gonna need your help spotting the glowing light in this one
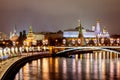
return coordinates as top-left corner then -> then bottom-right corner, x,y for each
78,39 -> 81,44
37,46 -> 41,51
117,38 -> 120,44
85,39 -> 89,44
101,38 -> 104,44
0,48 -> 3,59
110,38 -> 114,44
72,39 -> 75,45
63,39 -> 66,45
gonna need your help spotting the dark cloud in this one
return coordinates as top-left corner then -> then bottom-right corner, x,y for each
0,0 -> 120,34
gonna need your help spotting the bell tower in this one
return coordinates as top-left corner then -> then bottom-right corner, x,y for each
95,20 -> 101,34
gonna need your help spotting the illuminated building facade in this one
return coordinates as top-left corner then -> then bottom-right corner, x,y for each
10,27 -> 19,46
0,32 -> 8,40
24,26 -> 45,46
40,31 -> 63,46
24,26 -> 37,46
63,20 -> 110,46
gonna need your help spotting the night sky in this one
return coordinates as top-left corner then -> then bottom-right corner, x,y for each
0,0 -> 120,35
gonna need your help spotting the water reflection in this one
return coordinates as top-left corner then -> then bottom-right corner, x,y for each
14,51 -> 120,80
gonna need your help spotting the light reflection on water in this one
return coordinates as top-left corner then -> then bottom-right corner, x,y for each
14,51 -> 120,80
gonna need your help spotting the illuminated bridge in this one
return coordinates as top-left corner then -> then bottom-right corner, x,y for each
54,46 -> 120,56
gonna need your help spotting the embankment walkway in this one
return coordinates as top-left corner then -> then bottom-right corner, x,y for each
0,52 -> 50,80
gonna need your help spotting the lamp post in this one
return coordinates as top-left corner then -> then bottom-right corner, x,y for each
110,38 -> 114,46
55,39 -> 58,46
0,47 -> 3,61
117,38 -> 120,45
42,39 -> 45,46
45,39 -> 48,46
85,39 -> 89,46
19,47 -> 22,56
101,38 -> 104,46
78,39 -> 81,46
63,39 -> 66,46
11,47 -> 15,56
37,46 -> 41,52
42,39 -> 48,46
72,39 -> 75,46
93,38 -> 97,46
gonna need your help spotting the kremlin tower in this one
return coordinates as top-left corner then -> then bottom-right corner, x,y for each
78,20 -> 85,46
27,26 -> 34,41
24,26 -> 37,46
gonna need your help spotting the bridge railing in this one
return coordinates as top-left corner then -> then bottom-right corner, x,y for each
0,46 -> 51,62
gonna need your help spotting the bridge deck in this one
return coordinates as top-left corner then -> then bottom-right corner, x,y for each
55,46 -> 120,55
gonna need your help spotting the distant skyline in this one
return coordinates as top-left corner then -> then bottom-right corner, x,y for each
0,0 -> 120,35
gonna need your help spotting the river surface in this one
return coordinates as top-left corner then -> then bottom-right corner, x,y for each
14,51 -> 120,80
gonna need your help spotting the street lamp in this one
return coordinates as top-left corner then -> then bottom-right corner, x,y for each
63,39 -> 66,45
3,48 -> 8,59
11,47 -> 15,56
37,46 -> 41,52
42,39 -> 48,46
93,38 -> 97,46
25,47 -> 29,53
55,39 -> 58,46
101,38 -> 104,46
72,39 -> 75,46
42,39 -> 46,46
117,38 -> 120,45
85,39 -> 89,46
78,39 -> 81,45
110,38 -> 114,46
45,39 -> 48,46
32,40 -> 37,46
0,47 -> 3,60
19,47 -> 23,55
15,47 -> 18,55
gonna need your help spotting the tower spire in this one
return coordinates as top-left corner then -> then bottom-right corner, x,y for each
13,24 -> 17,34
78,20 -> 85,46
29,25 -> 33,33
95,20 -> 101,34
78,20 -> 82,34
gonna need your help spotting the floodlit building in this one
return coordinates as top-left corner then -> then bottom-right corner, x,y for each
0,32 -> 8,40
10,27 -> 19,46
24,26 -> 37,46
24,26 -> 45,46
33,32 -> 45,40
40,31 -> 63,46
63,20 -> 110,46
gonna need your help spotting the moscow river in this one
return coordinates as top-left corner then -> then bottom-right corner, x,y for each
14,51 -> 120,80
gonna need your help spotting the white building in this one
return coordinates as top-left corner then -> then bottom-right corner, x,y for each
62,20 -> 110,46
63,20 -> 110,38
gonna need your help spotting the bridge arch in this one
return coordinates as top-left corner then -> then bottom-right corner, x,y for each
54,46 -> 120,56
